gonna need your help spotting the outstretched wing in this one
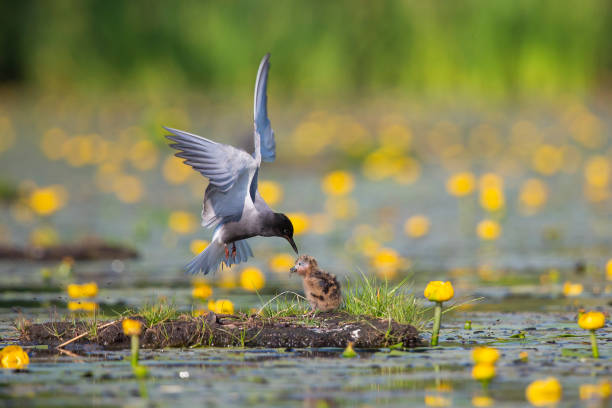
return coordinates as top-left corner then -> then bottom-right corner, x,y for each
165,126 -> 255,192
253,53 -> 276,162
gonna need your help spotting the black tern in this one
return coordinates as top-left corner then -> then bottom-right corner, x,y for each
165,53 -> 298,275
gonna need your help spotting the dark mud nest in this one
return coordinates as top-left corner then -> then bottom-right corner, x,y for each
21,312 -> 422,349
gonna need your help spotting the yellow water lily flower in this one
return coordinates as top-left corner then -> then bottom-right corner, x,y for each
192,283 -> 213,300
525,377 -> 562,407
520,178 -> 548,212
287,212 -> 310,235
372,247 -> 401,280
472,347 -> 500,364
67,282 -> 99,298
28,185 -> 68,216
472,363 -> 495,381
424,281 -> 454,302
479,186 -> 505,212
404,215 -> 430,238
0,345 -> 29,369
321,170 -> 355,196
189,239 -> 209,255
67,301 -> 98,312
240,267 -> 265,292
259,180 -> 284,206
208,299 -> 234,315
476,219 -> 501,241
122,319 -> 143,336
424,394 -> 451,407
162,155 -> 192,185
562,281 -> 583,297
268,253 -> 295,274
446,172 -> 475,196
579,380 -> 611,400
578,311 -> 605,330
471,395 -> 494,407
168,211 -> 197,234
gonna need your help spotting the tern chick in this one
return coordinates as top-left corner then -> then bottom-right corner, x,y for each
290,255 -> 341,312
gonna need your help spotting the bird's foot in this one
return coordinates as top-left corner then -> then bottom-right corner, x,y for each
231,243 -> 237,259
224,244 -> 229,260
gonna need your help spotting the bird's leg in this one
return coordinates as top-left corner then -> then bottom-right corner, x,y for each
224,244 -> 229,260
231,243 -> 237,259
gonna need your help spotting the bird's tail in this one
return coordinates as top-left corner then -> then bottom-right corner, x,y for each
185,239 -> 253,275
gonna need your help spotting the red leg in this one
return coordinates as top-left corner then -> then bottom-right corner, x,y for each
231,243 -> 237,258
224,244 -> 229,260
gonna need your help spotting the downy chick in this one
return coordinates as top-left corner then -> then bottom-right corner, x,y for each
290,255 -> 341,312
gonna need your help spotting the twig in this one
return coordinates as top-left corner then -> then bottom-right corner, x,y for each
56,320 -> 117,349
57,347 -> 85,362
256,291 -> 307,315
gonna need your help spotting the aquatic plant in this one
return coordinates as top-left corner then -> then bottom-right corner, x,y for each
577,311 -> 605,358
525,377 -> 562,407
137,300 -> 181,326
424,281 -> 454,346
471,346 -> 499,391
122,318 -> 148,378
258,292 -> 312,319
342,272 -> 425,327
122,319 -> 142,366
342,341 -> 357,358
0,345 -> 29,369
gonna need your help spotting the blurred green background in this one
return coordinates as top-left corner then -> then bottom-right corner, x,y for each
2,0 -> 612,101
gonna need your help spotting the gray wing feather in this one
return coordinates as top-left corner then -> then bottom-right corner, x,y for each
165,126 -> 254,192
254,53 -> 276,162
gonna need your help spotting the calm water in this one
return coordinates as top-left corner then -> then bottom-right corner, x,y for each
1,100 -> 611,406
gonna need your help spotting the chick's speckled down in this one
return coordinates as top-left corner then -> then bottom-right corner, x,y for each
291,255 -> 341,312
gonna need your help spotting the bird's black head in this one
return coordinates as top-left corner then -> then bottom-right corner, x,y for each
271,213 -> 298,254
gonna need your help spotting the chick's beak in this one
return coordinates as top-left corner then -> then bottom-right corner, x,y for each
284,236 -> 298,254
289,266 -> 297,274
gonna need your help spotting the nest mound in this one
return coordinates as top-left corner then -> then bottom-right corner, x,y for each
21,312 -> 422,349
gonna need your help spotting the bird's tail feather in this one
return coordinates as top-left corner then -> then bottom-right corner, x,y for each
185,239 -> 253,275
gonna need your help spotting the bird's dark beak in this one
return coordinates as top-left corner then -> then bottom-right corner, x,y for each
284,236 -> 298,254
289,266 -> 297,274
